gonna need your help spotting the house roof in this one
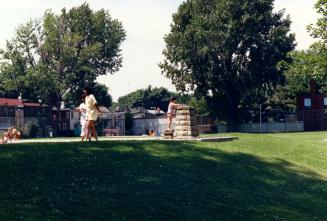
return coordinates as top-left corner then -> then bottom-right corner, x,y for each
0,98 -> 23,107
0,98 -> 40,107
99,106 -> 110,113
24,102 -> 41,107
73,106 -> 111,113
147,109 -> 166,115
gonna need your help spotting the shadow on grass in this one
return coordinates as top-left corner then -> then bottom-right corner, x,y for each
0,141 -> 326,221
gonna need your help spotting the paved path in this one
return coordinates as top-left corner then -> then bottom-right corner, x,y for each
4,136 -> 238,144
13,136 -> 162,143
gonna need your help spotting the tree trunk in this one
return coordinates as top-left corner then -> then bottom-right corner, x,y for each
226,112 -> 238,132
225,91 -> 238,132
51,97 -> 61,137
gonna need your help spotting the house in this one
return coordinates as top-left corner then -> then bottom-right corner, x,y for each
0,97 -> 82,136
131,107 -> 166,119
297,80 -> 327,131
0,97 -> 43,130
72,105 -> 126,136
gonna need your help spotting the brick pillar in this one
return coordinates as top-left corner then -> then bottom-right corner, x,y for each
174,106 -> 199,139
15,108 -> 24,129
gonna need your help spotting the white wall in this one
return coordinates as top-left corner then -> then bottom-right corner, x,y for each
133,119 -> 304,135
132,117 -> 174,136
218,122 -> 304,133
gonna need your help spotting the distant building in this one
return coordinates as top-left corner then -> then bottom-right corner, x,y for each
131,107 -> 166,119
0,97 -> 81,135
0,97 -> 42,117
297,80 -> 327,131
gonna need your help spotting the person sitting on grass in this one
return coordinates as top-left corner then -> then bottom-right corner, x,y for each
0,126 -> 21,144
148,129 -> 156,136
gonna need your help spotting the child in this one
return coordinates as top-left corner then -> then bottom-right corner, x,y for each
78,96 -> 88,141
0,126 -> 21,144
148,129 -> 156,136
166,97 -> 182,129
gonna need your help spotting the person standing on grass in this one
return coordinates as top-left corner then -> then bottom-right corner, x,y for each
83,87 -> 101,141
166,97 -> 183,129
78,95 -> 88,142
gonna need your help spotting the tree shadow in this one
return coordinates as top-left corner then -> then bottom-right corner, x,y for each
0,141 -> 326,220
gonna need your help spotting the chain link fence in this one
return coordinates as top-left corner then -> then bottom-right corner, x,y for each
217,109 -> 305,133
0,117 -> 49,137
0,113 -> 126,138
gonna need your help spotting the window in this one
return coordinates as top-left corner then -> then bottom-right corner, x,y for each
324,97 -> 327,106
304,98 -> 311,108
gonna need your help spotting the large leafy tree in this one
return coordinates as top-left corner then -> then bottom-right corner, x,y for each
308,0 -> 327,43
118,86 -> 174,111
160,0 -> 295,129
63,82 -> 113,108
270,0 -> 327,111
0,3 -> 125,130
0,20 -> 44,100
270,44 -> 327,111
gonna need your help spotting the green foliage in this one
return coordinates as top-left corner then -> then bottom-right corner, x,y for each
269,0 -> 327,112
22,122 -> 39,138
124,112 -> 134,134
308,0 -> 327,43
63,83 -> 112,108
188,96 -> 209,115
92,83 -> 113,108
118,86 -> 175,111
160,0 -> 295,128
117,86 -> 210,115
271,44 -> 327,111
0,3 -> 125,109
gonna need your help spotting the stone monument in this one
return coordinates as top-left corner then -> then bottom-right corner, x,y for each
163,128 -> 174,139
174,106 -> 199,139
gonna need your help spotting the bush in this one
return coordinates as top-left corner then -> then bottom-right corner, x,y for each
125,112 -> 134,135
23,123 -> 39,138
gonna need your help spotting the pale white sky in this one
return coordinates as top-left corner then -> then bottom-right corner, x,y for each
0,0 -> 319,101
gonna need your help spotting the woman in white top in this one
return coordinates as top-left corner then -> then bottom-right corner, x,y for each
83,87 -> 101,141
167,97 -> 182,129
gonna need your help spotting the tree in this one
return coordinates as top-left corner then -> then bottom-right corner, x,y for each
0,20 -> 43,101
188,96 -> 209,115
308,0 -> 327,43
270,43 -> 327,111
0,3 -> 125,131
63,83 -> 112,108
160,0 -> 295,129
118,86 -> 175,111
39,3 -> 125,111
270,0 -> 327,111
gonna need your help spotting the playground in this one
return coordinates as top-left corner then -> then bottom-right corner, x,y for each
0,132 -> 326,220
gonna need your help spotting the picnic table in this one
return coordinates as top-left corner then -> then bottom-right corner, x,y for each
104,128 -> 118,136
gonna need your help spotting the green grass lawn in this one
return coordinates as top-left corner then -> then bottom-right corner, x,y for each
0,132 -> 326,220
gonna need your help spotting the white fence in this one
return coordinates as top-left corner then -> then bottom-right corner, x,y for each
132,117 -> 171,136
217,122 -> 304,133
132,117 -> 304,135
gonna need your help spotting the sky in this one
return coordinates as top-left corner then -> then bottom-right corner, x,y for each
0,0 -> 319,101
